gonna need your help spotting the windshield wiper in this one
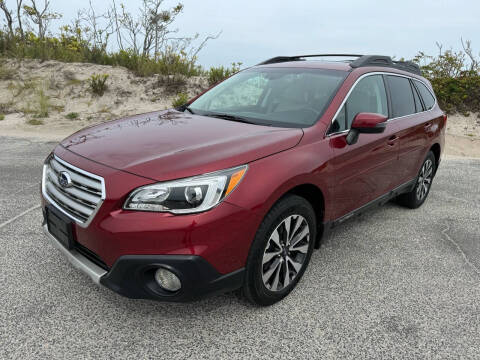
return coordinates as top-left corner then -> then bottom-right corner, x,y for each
206,113 -> 257,125
184,106 -> 195,114
176,104 -> 195,114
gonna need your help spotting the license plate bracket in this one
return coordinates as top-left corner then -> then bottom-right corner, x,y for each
46,205 -> 74,250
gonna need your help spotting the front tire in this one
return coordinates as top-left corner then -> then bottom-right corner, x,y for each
397,151 -> 436,209
243,195 -> 316,306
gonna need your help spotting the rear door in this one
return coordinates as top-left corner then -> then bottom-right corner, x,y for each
328,74 -> 402,219
387,76 -> 435,183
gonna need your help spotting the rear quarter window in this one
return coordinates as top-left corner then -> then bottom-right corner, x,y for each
414,80 -> 436,110
387,75 -> 415,118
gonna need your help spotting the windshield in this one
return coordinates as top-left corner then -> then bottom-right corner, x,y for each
189,67 -> 347,128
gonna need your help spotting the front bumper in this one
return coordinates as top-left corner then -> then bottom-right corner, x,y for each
43,224 -> 245,302
42,224 -> 107,283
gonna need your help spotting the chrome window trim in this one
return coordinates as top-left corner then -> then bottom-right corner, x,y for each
42,154 -> 106,228
325,71 -> 437,137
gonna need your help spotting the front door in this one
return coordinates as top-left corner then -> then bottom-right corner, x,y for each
326,74 -> 402,219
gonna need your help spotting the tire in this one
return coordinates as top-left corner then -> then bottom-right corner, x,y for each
243,195 -> 316,306
397,151 -> 436,209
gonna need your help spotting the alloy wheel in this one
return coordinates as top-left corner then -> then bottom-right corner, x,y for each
261,215 -> 310,292
416,159 -> 433,201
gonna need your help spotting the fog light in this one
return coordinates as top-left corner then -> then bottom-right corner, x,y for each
154,268 -> 181,292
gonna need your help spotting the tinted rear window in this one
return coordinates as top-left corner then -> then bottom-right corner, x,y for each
387,76 -> 415,118
414,80 -> 436,110
411,81 -> 423,112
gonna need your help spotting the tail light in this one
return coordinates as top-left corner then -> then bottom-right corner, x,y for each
443,114 -> 447,126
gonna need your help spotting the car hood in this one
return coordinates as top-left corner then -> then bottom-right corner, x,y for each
61,110 -> 304,181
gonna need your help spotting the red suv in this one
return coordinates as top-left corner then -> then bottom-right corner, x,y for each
41,54 -> 446,305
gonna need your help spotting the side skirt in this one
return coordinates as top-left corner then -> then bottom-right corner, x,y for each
316,179 -> 416,248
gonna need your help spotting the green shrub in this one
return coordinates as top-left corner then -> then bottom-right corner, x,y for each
65,112 -> 79,119
414,43 -> 480,114
428,74 -> 480,114
0,114 -> 5,121
0,31 -> 204,78
89,74 -> 109,96
207,62 -> 242,85
172,92 -> 189,108
26,119 -> 44,125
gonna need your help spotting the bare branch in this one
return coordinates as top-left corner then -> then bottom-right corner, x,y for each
16,0 -> 24,39
461,38 -> 479,72
0,0 -> 15,37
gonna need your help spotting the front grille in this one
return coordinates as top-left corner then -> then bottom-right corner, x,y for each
42,155 -> 105,226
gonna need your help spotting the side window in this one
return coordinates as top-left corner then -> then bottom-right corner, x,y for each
387,76 -> 415,117
329,75 -> 388,133
411,81 -> 424,112
414,80 -> 436,110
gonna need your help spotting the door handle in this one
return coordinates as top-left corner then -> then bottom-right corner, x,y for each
387,135 -> 399,146
424,122 -> 432,129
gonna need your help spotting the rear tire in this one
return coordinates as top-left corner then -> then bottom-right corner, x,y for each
397,151 -> 436,209
243,195 -> 316,306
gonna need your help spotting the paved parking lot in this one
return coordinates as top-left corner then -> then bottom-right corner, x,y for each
1,136 -> 479,359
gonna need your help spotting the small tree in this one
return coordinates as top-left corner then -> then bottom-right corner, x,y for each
78,0 -> 114,54
23,0 -> 61,40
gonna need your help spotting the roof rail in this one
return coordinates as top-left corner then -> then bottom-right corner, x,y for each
258,54 -> 422,76
258,54 -> 363,65
350,55 -> 421,75
258,56 -> 301,65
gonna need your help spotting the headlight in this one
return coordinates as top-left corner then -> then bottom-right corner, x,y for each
123,165 -> 247,214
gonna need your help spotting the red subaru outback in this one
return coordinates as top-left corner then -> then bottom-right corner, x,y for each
41,54 -> 446,305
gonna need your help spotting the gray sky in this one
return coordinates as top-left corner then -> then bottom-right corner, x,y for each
4,0 -> 480,68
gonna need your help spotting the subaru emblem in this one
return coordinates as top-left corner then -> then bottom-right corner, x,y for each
58,171 -> 73,188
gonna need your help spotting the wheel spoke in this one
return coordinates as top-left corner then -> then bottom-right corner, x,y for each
283,216 -> 291,242
290,226 -> 309,248
263,249 -> 281,265
283,259 -> 290,287
287,256 -> 302,273
290,216 -> 302,242
270,229 -> 281,249
263,257 -> 281,284
270,261 -> 281,290
424,177 -> 431,184
290,243 -> 308,254
425,167 -> 433,178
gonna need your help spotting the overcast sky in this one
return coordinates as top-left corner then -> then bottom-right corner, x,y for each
4,0 -> 480,67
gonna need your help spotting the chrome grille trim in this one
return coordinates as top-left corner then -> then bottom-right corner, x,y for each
42,154 -> 106,227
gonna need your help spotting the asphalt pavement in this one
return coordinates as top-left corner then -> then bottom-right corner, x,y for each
1,136 -> 479,359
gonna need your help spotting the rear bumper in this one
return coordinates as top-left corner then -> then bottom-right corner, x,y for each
43,224 -> 245,302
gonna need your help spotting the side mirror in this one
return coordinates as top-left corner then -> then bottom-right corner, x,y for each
346,112 -> 388,145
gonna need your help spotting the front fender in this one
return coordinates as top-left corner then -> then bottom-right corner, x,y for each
225,141 -> 335,235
